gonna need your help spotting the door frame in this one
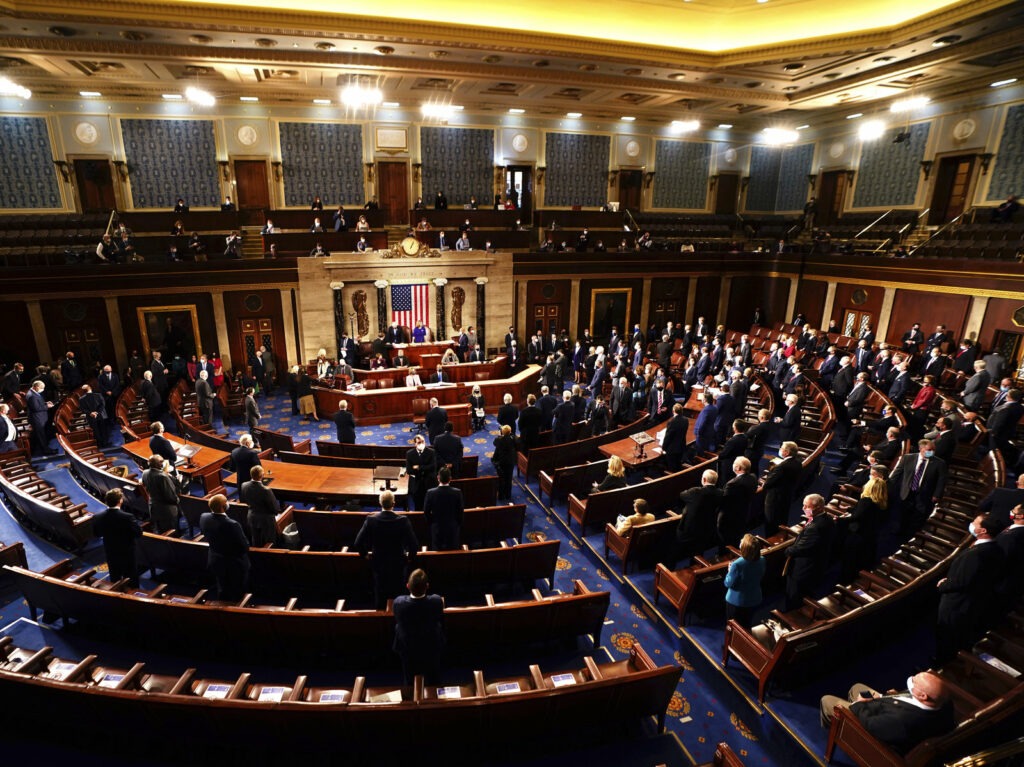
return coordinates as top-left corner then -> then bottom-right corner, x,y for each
230,155 -> 272,212
816,166 -> 851,227
374,157 -> 411,226
67,154 -> 121,212
617,166 -> 644,212
926,151 -> 981,226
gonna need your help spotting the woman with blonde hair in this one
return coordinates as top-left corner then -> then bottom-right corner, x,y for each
440,346 -> 459,365
840,464 -> 889,582
593,454 -> 627,493
469,385 -> 486,431
724,533 -> 766,629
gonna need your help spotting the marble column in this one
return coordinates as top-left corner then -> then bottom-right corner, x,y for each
330,282 -> 345,358
434,277 -> 448,340
821,281 -> 837,330
26,300 -> 51,364
279,288 -> 298,369
876,287 -> 897,341
475,277 -> 488,352
374,280 -> 389,336
104,296 -> 128,372
211,291 -> 232,371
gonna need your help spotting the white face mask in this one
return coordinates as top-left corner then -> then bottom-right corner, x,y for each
906,676 -> 916,697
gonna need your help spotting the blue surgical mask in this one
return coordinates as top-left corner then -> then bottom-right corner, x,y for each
924,450 -> 934,459
1001,385 -> 1010,392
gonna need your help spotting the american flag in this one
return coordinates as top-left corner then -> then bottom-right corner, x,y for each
391,283 -> 430,330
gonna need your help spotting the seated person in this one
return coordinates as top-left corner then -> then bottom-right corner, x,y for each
364,199 -> 379,210
440,347 -> 459,365
456,233 -> 472,251
370,352 -> 387,369
333,206 -> 347,231
309,242 -> 329,257
356,236 -> 369,252
310,217 -> 325,233
260,219 -> 277,235
405,371 -> 422,387
393,351 -> 412,368
167,243 -> 182,262
221,196 -> 235,211
416,218 -> 432,231
593,455 -> 627,493
356,215 -> 371,231
188,232 -> 206,261
170,219 -> 185,236
174,198 -> 189,213
615,498 -> 655,537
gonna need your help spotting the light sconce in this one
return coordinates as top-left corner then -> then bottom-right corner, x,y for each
919,161 -> 933,180
365,162 -> 375,183
271,161 -> 282,182
978,153 -> 994,175
643,171 -> 655,189
53,160 -> 72,183
112,160 -> 129,180
217,161 -> 230,181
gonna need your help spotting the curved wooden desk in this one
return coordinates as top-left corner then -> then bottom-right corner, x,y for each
223,461 -> 408,505
314,365 -> 541,427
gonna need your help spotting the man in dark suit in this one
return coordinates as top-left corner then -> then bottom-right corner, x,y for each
433,422 -> 464,477
332,399 -> 356,444
230,434 -> 262,490
551,390 -> 575,444
200,494 -> 251,601
978,475 -> 1024,529
0,404 -> 20,453
656,334 -> 673,371
505,340 -> 521,371
673,469 -> 723,567
423,466 -> 464,550
537,386 -> 559,427
662,404 -> 689,473
195,370 -> 215,425
517,395 -> 543,453
923,348 -> 948,380
819,672 -> 953,756
986,388 -> 1023,461
952,341 -> 978,375
888,362 -> 912,404
150,351 -> 169,399
355,490 -> 419,608
996,505 -> 1024,613
244,387 -> 260,435
831,356 -> 855,404
385,322 -> 407,346
240,465 -> 281,547
528,335 -> 545,365
775,393 -> 802,443
718,456 -> 757,553
141,454 -> 181,533
92,488 -> 142,584
818,348 -> 840,390
648,379 -> 675,424
784,493 -> 836,610
713,389 -> 737,445
403,434 -> 437,510
717,420 -> 749,485
853,340 -> 873,373
845,373 -> 870,422
503,327 -> 517,352
140,370 -> 161,422
147,421 -> 178,466
763,441 -> 802,532
610,376 -> 632,425
2,362 -> 24,398
393,568 -> 445,685
890,438 -> 948,534
496,393 -> 519,436
60,351 -> 82,392
694,392 -> 718,453
430,365 -> 448,385
901,323 -> 924,355
97,364 -> 121,418
961,360 -> 991,411
744,409 -> 771,469
930,418 -> 957,464
26,380 -> 54,456
935,513 -> 1005,662
79,384 -> 110,447
424,397 -> 448,443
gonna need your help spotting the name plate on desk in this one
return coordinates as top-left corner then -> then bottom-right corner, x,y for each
495,682 -> 521,694
436,686 -> 462,699
550,673 -> 577,688
258,686 -> 286,702
203,684 -> 231,699
319,691 -> 347,703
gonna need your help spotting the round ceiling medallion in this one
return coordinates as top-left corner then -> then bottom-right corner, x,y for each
75,121 -> 98,145
829,142 -> 845,159
625,140 -> 641,158
851,289 -> 869,306
244,294 -> 264,312
724,148 -> 737,164
236,125 -> 258,146
952,118 -> 976,141
511,133 -> 528,153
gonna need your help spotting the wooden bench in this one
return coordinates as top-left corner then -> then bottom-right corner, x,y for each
251,426 -> 311,457
603,512 -> 679,574
293,446 -> 480,479
516,416 -> 647,483
0,450 -> 94,549
538,459 -> 609,506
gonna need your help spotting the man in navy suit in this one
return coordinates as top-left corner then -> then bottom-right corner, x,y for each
92,488 -> 142,584
355,490 -> 419,608
423,466 -> 464,550
403,435 -> 437,510
987,389 -> 1023,461
26,381 -> 54,456
888,361 -> 912,404
694,392 -> 718,453
333,399 -> 356,444
775,393 -> 802,442
647,379 -> 675,424
393,568 -> 445,684
717,420 -> 749,485
200,494 -> 250,601
713,389 -> 737,445
433,422 -> 464,476
890,438 -> 948,534
662,404 -> 689,472
148,421 -> 178,466
551,390 -> 575,444
425,397 -> 448,443
97,364 -> 122,418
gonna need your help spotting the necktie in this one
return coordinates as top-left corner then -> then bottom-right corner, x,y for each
911,459 -> 927,491
657,391 -> 663,411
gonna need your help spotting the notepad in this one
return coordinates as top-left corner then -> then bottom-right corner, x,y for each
319,691 -> 347,703
98,673 -> 125,688
258,686 -> 285,702
436,686 -> 462,699
203,684 -> 231,699
550,674 -> 577,688
368,689 -> 402,704
977,653 -> 1021,678
48,662 -> 77,680
495,682 -> 521,694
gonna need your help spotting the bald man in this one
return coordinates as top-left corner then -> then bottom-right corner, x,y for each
820,672 -> 953,756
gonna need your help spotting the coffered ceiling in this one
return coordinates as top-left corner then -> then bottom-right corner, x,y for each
0,0 -> 1021,128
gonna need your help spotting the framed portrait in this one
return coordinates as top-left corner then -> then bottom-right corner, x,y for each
137,305 -> 202,360
589,288 -> 632,342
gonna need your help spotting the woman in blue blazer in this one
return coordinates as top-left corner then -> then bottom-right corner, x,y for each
724,534 -> 766,629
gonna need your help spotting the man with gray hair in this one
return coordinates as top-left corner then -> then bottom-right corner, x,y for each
230,433 -> 261,489
673,469 -> 722,567
195,369 -> 214,425
783,493 -> 835,610
141,454 -> 181,533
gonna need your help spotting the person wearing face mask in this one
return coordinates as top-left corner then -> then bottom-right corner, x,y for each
402,434 -> 437,511
934,513 -> 1004,663
819,671 -> 953,756
890,438 -> 948,535
647,378 -> 675,425
782,494 -> 835,610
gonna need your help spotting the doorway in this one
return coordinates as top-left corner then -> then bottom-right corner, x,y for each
817,170 -> 849,226
504,165 -> 533,216
994,330 -> 1024,377
73,159 -> 116,213
532,303 -> 562,338
714,173 -> 739,215
377,161 -> 409,225
618,170 -> 643,212
234,159 -> 270,210
928,155 -> 976,225
841,309 -> 873,338
235,317 -> 280,383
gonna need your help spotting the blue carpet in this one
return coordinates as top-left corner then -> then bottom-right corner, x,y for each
0,392 -> 828,765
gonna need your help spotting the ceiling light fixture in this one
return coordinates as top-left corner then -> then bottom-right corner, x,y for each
0,77 -> 32,99
161,94 -> 183,100
890,96 -> 929,113
671,119 -> 700,133
508,108 -> 526,114
796,124 -> 810,130
185,86 -> 215,106
845,113 -> 863,119
991,78 -> 1018,88
421,103 -> 462,119
717,124 -> 733,129
79,91 -> 101,97
761,127 -> 798,145
566,112 -> 582,119
621,116 -> 636,121
341,84 -> 383,108
382,101 -> 400,108
313,98 -> 331,105
239,96 -> 259,102
858,119 -> 886,141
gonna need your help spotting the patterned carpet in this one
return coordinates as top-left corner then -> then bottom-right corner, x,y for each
0,391 -> 824,766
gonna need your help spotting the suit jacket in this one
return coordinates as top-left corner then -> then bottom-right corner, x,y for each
495,403 -> 518,433
745,422 -> 770,462
353,510 -> 418,573
492,433 -> 517,469
334,410 -> 356,443
730,378 -> 750,411
997,525 -> 1024,597
244,395 -> 260,429
230,446 -> 262,484
195,378 -> 214,410
778,405 -> 802,442
648,387 -> 675,421
979,487 -> 1024,528
849,696 -> 955,756
93,505 -> 142,561
719,473 -> 757,547
890,453 -> 947,501
846,383 -> 869,419
662,414 -> 689,458
786,514 -> 836,590
552,401 -> 575,438
425,406 -> 449,441
818,355 -> 840,386
888,372 -> 911,403
141,467 -> 179,508
763,455 -> 802,524
240,478 -> 280,517
717,434 -> 748,480
676,485 -> 723,553
433,432 -> 464,472
26,390 -> 48,428
393,594 -> 445,658
385,326 -> 408,345
149,434 -> 178,466
517,406 -> 543,449
405,447 -> 438,497
423,484 -> 464,541
832,365 -> 855,401
961,370 -> 991,410
932,430 -> 956,463
150,359 -> 168,392
139,378 -> 160,408
714,393 -> 737,438
538,394 -> 559,426
937,541 -> 1004,626
98,371 -> 121,401
694,405 -> 718,452
987,401 -> 1024,442
924,356 -> 948,380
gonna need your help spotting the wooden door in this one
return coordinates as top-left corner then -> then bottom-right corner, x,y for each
929,155 -> 975,225
235,318 -> 278,382
618,170 -> 643,212
73,159 -> 116,213
234,160 -> 270,210
714,173 -> 739,214
505,166 -> 533,216
532,304 -> 562,337
377,161 -> 409,225
817,170 -> 848,226
650,299 -> 680,337
841,309 -> 873,338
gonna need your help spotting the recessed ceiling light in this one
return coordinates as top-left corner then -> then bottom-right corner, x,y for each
932,35 -> 961,47
890,96 -> 929,113
566,112 -> 582,118
341,84 -> 383,108
382,101 -> 400,108
796,124 -> 810,130
991,78 -> 1018,87
621,116 -> 636,121
239,96 -> 259,102
671,119 -> 700,132
0,77 -> 31,99
79,90 -> 101,97
846,113 -> 863,119
313,98 -> 331,105
717,124 -> 733,129
508,108 -> 525,114
162,94 -> 183,100
185,86 -> 215,107
858,119 -> 886,141
762,127 -> 798,145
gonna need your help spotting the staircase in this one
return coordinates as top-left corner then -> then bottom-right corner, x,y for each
241,226 -> 265,259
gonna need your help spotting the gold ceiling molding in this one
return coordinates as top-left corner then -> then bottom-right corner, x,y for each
801,272 -> 1024,301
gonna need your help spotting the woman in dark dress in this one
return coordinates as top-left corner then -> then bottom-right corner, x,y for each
840,465 -> 888,583
492,424 -> 516,502
593,455 -> 627,493
469,385 -> 486,431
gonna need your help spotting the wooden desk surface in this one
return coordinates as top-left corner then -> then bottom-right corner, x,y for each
224,461 -> 408,504
122,433 -> 231,475
598,419 -> 696,470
